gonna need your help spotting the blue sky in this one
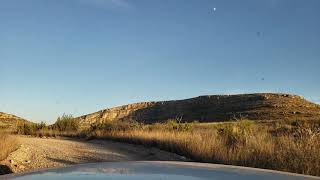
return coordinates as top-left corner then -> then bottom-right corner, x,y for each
1,0 -> 319,123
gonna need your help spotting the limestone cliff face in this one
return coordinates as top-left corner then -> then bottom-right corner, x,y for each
75,93 -> 320,128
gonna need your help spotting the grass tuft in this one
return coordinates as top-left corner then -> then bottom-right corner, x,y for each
0,131 -> 18,161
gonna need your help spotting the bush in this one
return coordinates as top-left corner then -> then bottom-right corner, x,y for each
165,119 -> 192,132
17,121 -> 48,135
53,114 -> 79,132
17,123 -> 36,135
91,120 -> 142,132
16,114 -> 79,137
217,119 -> 253,148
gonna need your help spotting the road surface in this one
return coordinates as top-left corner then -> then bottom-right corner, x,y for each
1,136 -> 186,173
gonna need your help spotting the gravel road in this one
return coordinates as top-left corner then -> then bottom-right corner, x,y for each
1,136 -> 186,173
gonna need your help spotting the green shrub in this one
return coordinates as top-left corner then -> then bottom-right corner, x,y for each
53,114 -> 79,131
17,123 -> 35,135
36,121 -> 47,130
90,121 -> 106,131
165,119 -> 192,131
16,121 -> 49,135
217,119 -> 253,148
89,119 -> 142,132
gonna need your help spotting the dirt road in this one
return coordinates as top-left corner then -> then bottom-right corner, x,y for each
1,136 -> 186,173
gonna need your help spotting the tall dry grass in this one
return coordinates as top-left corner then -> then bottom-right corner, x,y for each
16,118 -> 320,176
0,131 -> 18,161
90,120 -> 320,176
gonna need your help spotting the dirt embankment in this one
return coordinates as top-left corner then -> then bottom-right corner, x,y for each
0,136 -> 186,174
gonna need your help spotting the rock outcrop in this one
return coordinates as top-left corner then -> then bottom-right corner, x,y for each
0,112 -> 30,130
75,93 -> 320,128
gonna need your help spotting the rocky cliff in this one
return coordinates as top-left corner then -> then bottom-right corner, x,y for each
0,112 -> 30,130
75,93 -> 320,128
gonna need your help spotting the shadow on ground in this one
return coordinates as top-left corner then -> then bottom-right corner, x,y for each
0,164 -> 13,175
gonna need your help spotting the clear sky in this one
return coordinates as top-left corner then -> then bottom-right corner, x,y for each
1,0 -> 319,123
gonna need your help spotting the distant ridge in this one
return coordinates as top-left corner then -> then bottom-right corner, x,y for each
0,112 -> 31,130
75,93 -> 320,128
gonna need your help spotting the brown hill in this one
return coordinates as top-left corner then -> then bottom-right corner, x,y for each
0,112 -> 31,131
76,93 -> 320,128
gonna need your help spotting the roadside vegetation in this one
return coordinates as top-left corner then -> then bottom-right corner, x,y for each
16,115 -> 320,176
0,130 -> 18,175
0,130 -> 18,165
17,114 -> 79,137
0,131 -> 18,161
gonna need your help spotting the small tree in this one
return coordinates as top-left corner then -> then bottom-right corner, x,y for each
53,114 -> 79,131
36,121 -> 47,130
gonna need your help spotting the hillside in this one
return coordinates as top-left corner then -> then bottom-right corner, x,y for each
75,93 -> 320,128
0,112 -> 30,130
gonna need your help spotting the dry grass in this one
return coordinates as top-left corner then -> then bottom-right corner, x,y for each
0,131 -> 18,161
17,119 -> 320,176
89,120 -> 320,176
